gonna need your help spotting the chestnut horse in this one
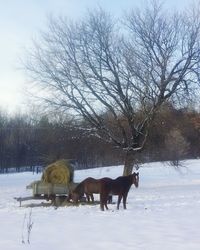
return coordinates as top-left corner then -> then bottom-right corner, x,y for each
99,172 -> 139,211
72,177 -> 112,203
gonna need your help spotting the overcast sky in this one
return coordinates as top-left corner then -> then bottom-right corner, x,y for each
0,0 -> 191,113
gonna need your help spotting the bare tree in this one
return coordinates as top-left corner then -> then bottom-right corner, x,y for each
24,1 -> 200,175
165,128 -> 189,167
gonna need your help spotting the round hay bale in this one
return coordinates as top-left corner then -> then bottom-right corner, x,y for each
41,159 -> 74,185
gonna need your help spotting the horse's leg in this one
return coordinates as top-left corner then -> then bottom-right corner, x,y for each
105,202 -> 109,210
123,192 -> 128,209
100,192 -> 104,211
86,193 -> 90,202
102,193 -> 108,210
91,193 -> 94,203
108,195 -> 112,204
104,194 -> 109,210
100,191 -> 109,210
117,194 -> 123,209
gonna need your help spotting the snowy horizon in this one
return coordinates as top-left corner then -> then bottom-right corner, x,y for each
0,159 -> 200,249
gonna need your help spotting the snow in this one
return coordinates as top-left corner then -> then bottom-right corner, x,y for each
0,159 -> 200,250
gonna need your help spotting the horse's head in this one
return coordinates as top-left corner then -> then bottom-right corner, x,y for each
132,172 -> 139,188
71,192 -> 80,203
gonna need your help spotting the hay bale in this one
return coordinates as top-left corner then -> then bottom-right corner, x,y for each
41,159 -> 74,185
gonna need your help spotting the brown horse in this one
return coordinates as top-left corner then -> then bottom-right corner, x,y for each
72,177 -> 113,203
99,172 -> 139,211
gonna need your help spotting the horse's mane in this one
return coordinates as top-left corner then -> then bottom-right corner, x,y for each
114,173 -> 133,183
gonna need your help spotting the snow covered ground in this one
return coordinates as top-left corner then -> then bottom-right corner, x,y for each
0,159 -> 200,250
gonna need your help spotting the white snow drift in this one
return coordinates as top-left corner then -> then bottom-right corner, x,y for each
0,159 -> 200,250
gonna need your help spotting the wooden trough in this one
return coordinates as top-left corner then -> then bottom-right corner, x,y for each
15,159 -> 79,207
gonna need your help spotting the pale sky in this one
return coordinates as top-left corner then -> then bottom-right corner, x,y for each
0,0 -> 191,113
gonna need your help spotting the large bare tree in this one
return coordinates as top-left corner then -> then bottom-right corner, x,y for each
25,1 -> 200,175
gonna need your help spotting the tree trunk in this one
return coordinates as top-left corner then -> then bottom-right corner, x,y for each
123,150 -> 135,176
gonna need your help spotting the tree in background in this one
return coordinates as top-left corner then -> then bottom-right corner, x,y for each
24,1 -> 200,175
165,128 -> 189,167
0,104 -> 200,172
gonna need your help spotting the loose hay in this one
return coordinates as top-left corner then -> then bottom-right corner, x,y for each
41,159 -> 74,185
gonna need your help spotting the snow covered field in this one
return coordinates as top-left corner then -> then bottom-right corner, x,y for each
0,159 -> 200,250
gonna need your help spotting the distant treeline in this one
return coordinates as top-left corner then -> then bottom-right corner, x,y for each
0,103 -> 200,172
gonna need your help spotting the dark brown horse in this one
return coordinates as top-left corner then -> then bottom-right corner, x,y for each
72,177 -> 112,203
99,172 -> 139,211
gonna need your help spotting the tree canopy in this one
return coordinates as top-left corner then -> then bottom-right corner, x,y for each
25,1 -> 200,174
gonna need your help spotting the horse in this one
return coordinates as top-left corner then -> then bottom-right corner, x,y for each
72,177 -> 113,203
99,172 -> 139,211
